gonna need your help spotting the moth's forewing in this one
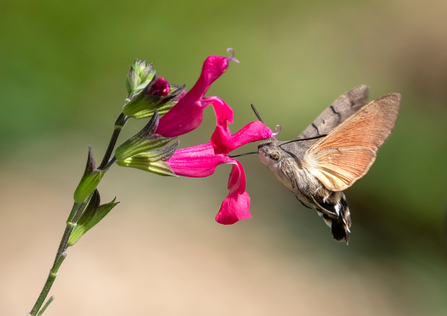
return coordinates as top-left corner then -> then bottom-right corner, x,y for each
303,93 -> 401,191
280,85 -> 370,159
297,85 -> 370,140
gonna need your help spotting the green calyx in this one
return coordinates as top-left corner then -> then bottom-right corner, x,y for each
115,110 -> 179,177
115,110 -> 174,160
117,157 -> 177,177
123,78 -> 185,119
116,139 -> 179,177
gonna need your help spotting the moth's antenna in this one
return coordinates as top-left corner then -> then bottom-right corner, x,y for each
229,151 -> 258,158
250,104 -> 282,141
279,134 -> 328,148
251,104 -> 264,123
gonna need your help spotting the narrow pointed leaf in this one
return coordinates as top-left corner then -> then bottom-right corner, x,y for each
68,191 -> 119,246
73,147 -> 104,203
68,190 -> 101,246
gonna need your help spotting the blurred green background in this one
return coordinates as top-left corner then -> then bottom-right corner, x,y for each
2,0 -> 447,315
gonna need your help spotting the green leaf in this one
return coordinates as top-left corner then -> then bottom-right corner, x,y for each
68,190 -> 119,247
73,169 -> 104,204
73,146 -> 105,203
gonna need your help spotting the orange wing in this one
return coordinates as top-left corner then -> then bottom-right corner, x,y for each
303,93 -> 401,191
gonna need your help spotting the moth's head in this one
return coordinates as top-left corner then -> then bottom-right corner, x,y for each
258,141 -> 283,166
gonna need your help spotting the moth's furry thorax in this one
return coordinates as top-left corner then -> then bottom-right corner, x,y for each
258,140 -> 352,243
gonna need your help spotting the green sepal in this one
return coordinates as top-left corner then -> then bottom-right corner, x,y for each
117,159 -> 178,177
138,62 -> 154,83
122,79 -> 185,119
135,140 -> 179,162
117,135 -> 174,160
126,66 -> 140,94
73,147 -> 105,204
116,140 -> 179,177
148,160 -> 178,177
115,110 -> 176,161
126,59 -> 156,96
68,190 -> 119,247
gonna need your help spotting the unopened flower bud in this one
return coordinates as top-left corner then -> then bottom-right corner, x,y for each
126,66 -> 140,94
149,77 -> 171,97
123,74 -> 185,119
126,59 -> 156,95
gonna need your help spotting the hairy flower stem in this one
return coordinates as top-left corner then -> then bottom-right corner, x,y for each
27,202 -> 83,316
98,112 -> 129,170
28,110 -> 129,316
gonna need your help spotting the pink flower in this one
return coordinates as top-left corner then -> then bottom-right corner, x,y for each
166,121 -> 272,225
155,48 -> 239,138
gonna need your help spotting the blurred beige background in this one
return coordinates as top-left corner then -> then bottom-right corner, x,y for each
2,0 -> 447,315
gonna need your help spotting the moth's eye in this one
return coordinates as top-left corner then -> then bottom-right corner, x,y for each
270,153 -> 280,160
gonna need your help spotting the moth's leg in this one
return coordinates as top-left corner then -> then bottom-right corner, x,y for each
310,194 -> 338,217
296,197 -> 312,209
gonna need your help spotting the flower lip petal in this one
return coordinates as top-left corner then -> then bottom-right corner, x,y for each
215,191 -> 251,225
226,159 -> 246,193
215,160 -> 250,225
212,120 -> 273,155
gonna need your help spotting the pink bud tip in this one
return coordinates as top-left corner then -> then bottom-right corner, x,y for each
226,48 -> 239,63
149,77 -> 171,97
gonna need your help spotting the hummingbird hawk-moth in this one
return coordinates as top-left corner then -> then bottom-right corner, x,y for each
258,85 -> 401,244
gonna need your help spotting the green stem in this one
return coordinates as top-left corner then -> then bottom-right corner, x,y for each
36,296 -> 54,316
28,103 -> 131,315
98,113 -> 129,170
28,202 -> 82,316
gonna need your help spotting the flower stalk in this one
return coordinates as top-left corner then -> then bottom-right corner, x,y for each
98,112 -> 129,170
27,111 -> 132,316
27,202 -> 82,316
27,49 -> 271,316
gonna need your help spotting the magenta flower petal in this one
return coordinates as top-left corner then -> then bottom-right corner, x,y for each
156,52 -> 237,138
156,99 -> 206,137
166,142 -> 230,177
203,96 -> 234,154
212,120 -> 273,155
216,191 -> 251,225
215,160 -> 251,225
166,143 -> 252,225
